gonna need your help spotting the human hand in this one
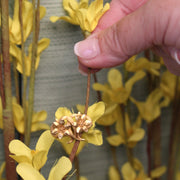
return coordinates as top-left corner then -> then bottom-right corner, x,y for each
74,0 -> 180,75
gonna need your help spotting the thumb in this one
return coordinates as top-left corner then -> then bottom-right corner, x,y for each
74,0 -> 180,72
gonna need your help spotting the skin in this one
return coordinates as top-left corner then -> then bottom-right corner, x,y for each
74,0 -> 180,75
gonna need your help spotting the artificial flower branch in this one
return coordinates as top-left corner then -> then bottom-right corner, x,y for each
150,54 -> 162,177
92,73 -> 121,177
12,58 -> 20,104
19,0 -> 27,131
25,0 -> 40,145
0,47 -> 5,108
167,76 -> 180,180
1,0 -> 17,179
69,69 -> 91,164
145,49 -> 153,176
120,104 -> 134,167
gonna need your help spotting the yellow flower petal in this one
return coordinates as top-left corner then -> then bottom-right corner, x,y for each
32,111 -> 47,123
55,107 -> 72,120
48,156 -> 72,180
59,136 -> 87,155
34,38 -> 50,56
9,0 -> 46,44
9,155 -> 32,164
150,166 -> 166,178
121,162 -> 136,180
132,115 -> 142,130
10,43 -> 22,64
128,128 -> 145,142
160,70 -> 180,100
31,123 -> 49,132
108,166 -> 121,180
130,89 -> 164,123
115,111 -> 123,135
17,163 -> 45,180
50,16 -> 60,23
9,140 -> 32,159
125,113 -> 131,132
125,56 -> 160,75
32,150 -> 47,170
0,162 -> 5,180
97,103 -> 120,126
107,134 -> 124,146
76,104 -> 85,113
132,158 -> 143,171
125,71 -> 145,94
59,0 -> 109,32
39,6 -> 46,19
108,68 -> 123,90
35,130 -> 54,152
87,101 -> 105,125
13,102 -> 24,134
93,83 -> 109,93
83,129 -> 103,145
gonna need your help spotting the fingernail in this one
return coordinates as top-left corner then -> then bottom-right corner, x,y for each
171,49 -> 180,64
74,38 -> 100,59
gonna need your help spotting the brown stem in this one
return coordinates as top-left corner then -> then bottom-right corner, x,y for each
120,104 -> 134,167
1,0 -> 17,179
12,59 -> 20,104
84,68 -> 91,114
64,68 -> 92,180
69,140 -> 80,163
0,53 -> 5,108
152,117 -> 161,169
74,156 -> 80,180
93,72 -> 121,176
93,73 -> 101,101
167,77 -> 180,180
147,123 -> 152,176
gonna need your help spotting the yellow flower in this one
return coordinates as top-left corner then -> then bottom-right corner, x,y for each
121,162 -> 166,180
16,156 -> 72,180
52,102 -> 105,155
108,166 -> 121,180
9,130 -> 54,170
13,101 -> 49,134
1,0 -> 46,45
93,69 -> 145,104
125,56 -> 161,76
107,113 -> 145,148
77,102 -> 120,126
50,0 -> 110,32
10,38 -> 50,76
130,88 -> 168,123
0,97 -> 49,133
0,162 -> 5,180
160,70 -> 180,101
